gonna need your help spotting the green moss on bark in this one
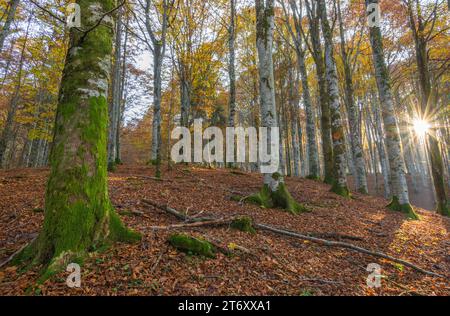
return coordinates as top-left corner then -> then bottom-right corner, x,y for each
168,234 -> 216,258
272,183 -> 309,214
246,184 -> 273,208
246,183 -> 309,215
230,216 -> 256,234
331,181 -> 351,198
108,161 -> 117,172
387,196 -> 420,220
323,174 -> 335,185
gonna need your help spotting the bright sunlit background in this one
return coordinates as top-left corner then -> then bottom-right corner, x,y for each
413,119 -> 431,137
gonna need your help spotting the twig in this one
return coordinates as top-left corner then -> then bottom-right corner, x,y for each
142,199 -> 447,279
148,219 -> 234,230
150,247 -> 166,274
255,223 -> 446,279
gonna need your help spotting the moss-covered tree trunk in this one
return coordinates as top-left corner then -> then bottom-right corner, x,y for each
318,0 -> 350,197
253,0 -> 306,215
366,0 -> 418,219
16,0 -> 140,273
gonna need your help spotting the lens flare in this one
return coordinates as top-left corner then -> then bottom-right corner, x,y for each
413,119 -> 431,137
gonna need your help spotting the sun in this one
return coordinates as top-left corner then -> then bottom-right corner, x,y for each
413,119 -> 431,137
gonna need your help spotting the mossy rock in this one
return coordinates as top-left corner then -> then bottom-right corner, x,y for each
387,196 -> 420,220
168,234 -> 216,258
230,216 -> 256,234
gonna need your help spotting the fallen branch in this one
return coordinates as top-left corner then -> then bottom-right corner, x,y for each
148,219 -> 234,230
127,175 -> 173,182
142,199 -> 215,222
307,232 -> 364,241
255,223 -> 446,279
142,199 -> 447,279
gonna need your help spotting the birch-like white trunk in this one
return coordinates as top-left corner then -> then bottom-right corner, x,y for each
256,0 -> 280,189
366,0 -> 410,206
318,0 -> 349,195
108,10 -> 123,167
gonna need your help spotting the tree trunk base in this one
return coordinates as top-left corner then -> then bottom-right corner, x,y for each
436,203 -> 450,217
331,182 -> 351,198
246,183 -> 309,215
387,196 -> 420,220
306,175 -> 321,181
11,209 -> 140,283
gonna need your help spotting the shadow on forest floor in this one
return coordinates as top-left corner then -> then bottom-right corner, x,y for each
0,165 -> 448,296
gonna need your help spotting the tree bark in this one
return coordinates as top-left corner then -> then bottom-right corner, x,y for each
366,0 -> 417,219
318,0 -> 349,197
304,0 -> 333,184
253,0 -> 306,214
14,0 -> 140,273
336,0 -> 368,194
0,0 -> 20,54
406,0 -> 449,216
108,8 -> 123,170
0,13 -> 31,167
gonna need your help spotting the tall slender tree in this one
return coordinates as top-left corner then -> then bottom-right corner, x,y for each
281,0 -> 319,179
405,0 -> 449,216
0,0 -> 20,53
365,0 -> 418,219
0,11 -> 31,167
138,0 -> 174,178
248,0 -> 307,214
107,7 -> 123,171
336,0 -> 368,194
318,0 -> 350,197
304,0 -> 334,184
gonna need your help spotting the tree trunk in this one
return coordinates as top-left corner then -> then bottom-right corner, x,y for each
252,0 -> 307,215
305,0 -> 333,184
366,0 -> 417,219
407,0 -> 449,216
0,0 -> 20,53
228,0 -> 236,129
151,43 -> 163,177
318,0 -> 349,197
0,13 -> 31,167
108,9 -> 123,170
337,1 -> 367,193
14,0 -> 140,273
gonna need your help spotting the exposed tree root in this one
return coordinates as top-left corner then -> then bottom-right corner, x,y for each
142,199 -> 447,279
0,235 -> 37,269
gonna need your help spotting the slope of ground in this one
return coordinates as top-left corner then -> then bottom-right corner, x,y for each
0,165 -> 448,296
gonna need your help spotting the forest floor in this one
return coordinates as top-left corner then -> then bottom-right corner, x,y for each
0,165 -> 449,296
